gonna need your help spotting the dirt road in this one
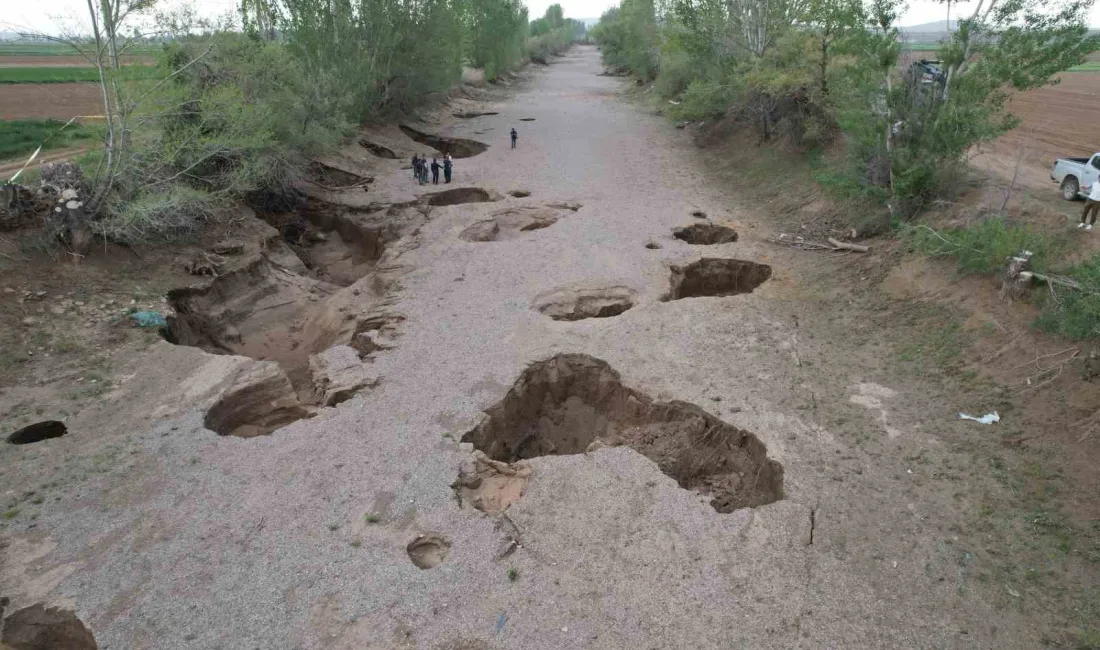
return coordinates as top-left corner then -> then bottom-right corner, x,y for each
1,46 -> 1092,649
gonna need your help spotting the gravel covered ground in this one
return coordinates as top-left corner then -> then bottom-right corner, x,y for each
1,46 -> 1082,649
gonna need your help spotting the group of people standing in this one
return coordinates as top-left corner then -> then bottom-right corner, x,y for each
412,153 -> 452,185
410,128 -> 519,185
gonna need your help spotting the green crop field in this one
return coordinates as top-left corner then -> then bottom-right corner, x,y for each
1068,61 -> 1100,72
0,66 -> 159,84
0,43 -> 81,56
0,67 -> 102,83
901,41 -> 943,51
0,119 -> 101,160
0,42 -> 158,56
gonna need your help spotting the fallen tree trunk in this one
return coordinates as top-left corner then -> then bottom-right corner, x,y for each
827,237 -> 869,253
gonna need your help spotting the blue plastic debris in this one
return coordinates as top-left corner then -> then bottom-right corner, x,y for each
130,310 -> 167,329
494,613 -> 508,634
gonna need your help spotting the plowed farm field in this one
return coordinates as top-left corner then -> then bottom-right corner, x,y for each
0,83 -> 103,121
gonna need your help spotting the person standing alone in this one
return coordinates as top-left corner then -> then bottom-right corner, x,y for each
510,128 -> 518,149
430,157 -> 441,185
1081,179 -> 1100,231
443,154 -> 453,183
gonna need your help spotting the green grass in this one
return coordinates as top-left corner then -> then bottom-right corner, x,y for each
1067,61 -> 1100,72
898,322 -> 968,376
0,119 -> 101,161
0,66 -> 157,84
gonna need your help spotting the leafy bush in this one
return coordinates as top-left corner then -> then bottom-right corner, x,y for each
95,185 -> 219,242
88,35 -> 353,243
653,50 -> 697,98
669,79 -> 735,120
905,217 -> 1058,276
1035,255 -> 1100,340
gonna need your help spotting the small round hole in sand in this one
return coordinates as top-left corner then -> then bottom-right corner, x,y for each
407,534 -> 451,569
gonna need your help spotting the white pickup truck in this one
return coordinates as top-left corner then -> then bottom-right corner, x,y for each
1051,153 -> 1100,200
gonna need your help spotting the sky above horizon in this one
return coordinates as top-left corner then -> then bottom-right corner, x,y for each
4,0 -> 1100,36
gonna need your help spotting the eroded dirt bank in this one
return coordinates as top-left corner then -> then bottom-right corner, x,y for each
1,47 -> 1094,650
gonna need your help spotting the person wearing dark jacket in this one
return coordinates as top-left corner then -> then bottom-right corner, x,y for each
430,158 -> 441,185
510,128 -> 518,149
443,154 -> 453,183
411,154 -> 420,180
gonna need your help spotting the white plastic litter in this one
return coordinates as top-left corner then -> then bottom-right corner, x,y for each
958,411 -> 1000,424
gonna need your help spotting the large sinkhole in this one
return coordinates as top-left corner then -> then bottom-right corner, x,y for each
164,202 -> 420,436
422,187 -> 501,207
359,139 -> 398,159
1,603 -> 98,650
663,258 -> 771,301
399,125 -> 489,158
461,354 -> 784,512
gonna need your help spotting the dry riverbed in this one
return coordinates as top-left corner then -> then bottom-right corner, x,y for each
1,46 -> 1097,649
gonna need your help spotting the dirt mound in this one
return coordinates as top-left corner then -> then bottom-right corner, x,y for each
203,362 -> 310,437
461,354 -> 784,512
673,223 -> 738,245
459,206 -> 567,242
532,285 -> 635,320
451,451 -> 531,513
691,210 -> 707,219
1,603 -> 98,650
519,118 -> 536,121
359,140 -> 398,159
663,258 -> 771,300
399,125 -> 489,158
423,187 -> 501,206
7,421 -> 67,445
406,534 -> 451,569
453,111 -> 499,118
645,241 -> 662,250
508,189 -> 531,198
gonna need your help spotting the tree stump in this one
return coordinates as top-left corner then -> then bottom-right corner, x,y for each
1001,253 -> 1032,301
